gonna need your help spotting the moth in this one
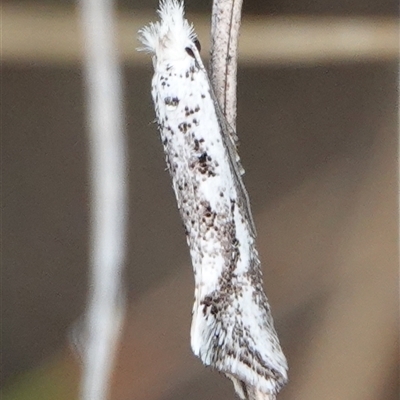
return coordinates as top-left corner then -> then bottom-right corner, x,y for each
139,1 -> 288,398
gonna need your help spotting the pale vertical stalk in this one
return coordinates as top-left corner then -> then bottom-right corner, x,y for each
210,2 -> 279,399
78,0 -> 127,399
210,0 -> 243,131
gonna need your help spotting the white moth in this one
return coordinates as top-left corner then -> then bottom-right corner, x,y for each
139,1 -> 288,398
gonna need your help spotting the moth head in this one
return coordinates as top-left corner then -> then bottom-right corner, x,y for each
185,38 -> 201,59
138,0 -> 200,64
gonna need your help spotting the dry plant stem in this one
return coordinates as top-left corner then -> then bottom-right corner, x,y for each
79,0 -> 127,399
210,0 -> 243,131
210,2 -> 277,399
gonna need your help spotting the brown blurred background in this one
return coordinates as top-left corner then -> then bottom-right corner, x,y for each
3,1 -> 399,399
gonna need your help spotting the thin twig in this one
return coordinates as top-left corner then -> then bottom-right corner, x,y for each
210,0 -> 243,131
210,2 -> 281,399
78,0 -> 127,399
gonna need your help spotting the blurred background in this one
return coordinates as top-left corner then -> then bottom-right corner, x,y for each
3,0 -> 399,399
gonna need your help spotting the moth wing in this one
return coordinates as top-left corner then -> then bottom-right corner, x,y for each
213,100 -> 257,237
188,44 -> 257,237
